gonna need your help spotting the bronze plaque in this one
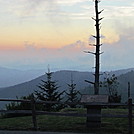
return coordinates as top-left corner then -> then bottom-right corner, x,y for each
80,95 -> 108,103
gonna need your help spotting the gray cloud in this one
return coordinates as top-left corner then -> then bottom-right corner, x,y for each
0,40 -> 92,70
102,26 -> 134,70
1,29 -> 134,72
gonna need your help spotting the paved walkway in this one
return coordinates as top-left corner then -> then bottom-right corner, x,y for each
0,131 -> 90,134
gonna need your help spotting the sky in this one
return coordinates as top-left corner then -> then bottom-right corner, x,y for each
0,0 -> 134,71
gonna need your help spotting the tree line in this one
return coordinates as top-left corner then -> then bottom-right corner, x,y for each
5,69 -> 121,117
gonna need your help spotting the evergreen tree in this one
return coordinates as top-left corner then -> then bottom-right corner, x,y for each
35,68 -> 64,111
5,94 -> 38,117
66,75 -> 79,108
6,94 -> 32,111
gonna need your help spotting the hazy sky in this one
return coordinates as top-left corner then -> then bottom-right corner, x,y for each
0,0 -> 134,71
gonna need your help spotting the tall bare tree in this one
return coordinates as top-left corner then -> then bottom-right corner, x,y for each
85,0 -> 103,95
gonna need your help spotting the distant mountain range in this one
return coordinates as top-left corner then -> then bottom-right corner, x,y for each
0,66 -> 134,88
0,66 -> 45,87
0,67 -> 134,108
0,70 -> 93,98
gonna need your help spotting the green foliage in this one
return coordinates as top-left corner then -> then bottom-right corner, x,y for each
0,108 -> 133,133
6,95 -> 31,111
35,69 -> 64,111
100,73 -> 121,103
60,108 -> 86,113
65,77 -> 80,108
5,94 -> 32,117
5,94 -> 44,118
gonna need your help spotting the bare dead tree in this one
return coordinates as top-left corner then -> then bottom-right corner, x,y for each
85,0 -> 104,95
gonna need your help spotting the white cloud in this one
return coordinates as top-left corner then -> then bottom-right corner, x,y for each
0,0 -> 90,20
103,6 -> 134,19
57,0 -> 88,5
2,0 -> 133,22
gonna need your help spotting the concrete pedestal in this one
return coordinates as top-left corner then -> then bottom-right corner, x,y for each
80,95 -> 108,128
86,105 -> 101,128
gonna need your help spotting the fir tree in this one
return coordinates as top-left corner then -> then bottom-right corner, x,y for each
66,74 -> 79,108
35,68 -> 64,111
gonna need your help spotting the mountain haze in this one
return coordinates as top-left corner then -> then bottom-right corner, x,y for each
0,66 -> 134,88
0,70 -> 93,98
0,68 -> 134,108
0,66 -> 45,87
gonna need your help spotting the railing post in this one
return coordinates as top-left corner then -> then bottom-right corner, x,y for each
31,94 -> 37,131
128,97 -> 132,134
128,82 -> 130,99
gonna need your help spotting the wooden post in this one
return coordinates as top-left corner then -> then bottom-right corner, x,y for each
128,82 -> 130,99
31,94 -> 37,131
128,98 -> 132,134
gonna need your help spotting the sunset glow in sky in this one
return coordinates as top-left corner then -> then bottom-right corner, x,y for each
0,0 -> 134,71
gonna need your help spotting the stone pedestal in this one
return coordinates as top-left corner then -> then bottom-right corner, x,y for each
80,95 -> 108,128
86,105 -> 101,128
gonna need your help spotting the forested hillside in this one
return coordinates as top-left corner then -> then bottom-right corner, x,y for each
0,69 -> 134,108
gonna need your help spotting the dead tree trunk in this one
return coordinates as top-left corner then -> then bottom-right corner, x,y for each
85,0 -> 103,95
94,0 -> 103,95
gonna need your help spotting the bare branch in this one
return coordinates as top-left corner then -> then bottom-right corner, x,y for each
99,73 -> 103,76
84,51 -> 95,55
99,52 -> 104,55
85,80 -> 95,85
99,17 -> 104,21
92,17 -> 96,21
92,35 -> 97,38
89,44 -> 96,46
98,9 -> 104,14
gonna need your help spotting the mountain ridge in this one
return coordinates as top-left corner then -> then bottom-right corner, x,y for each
0,68 -> 134,108
0,66 -> 134,88
0,66 -> 45,87
0,68 -> 134,97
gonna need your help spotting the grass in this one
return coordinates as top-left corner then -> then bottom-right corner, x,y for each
0,108 -> 133,133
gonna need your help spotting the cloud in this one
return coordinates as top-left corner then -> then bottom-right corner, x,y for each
0,0 -> 134,71
0,40 -> 93,70
24,42 -> 36,50
0,0 -> 58,17
103,6 -> 134,19
1,27 -> 134,72
1,0 -> 134,20
102,26 -> 134,70
0,0 -> 91,21
57,0 -> 88,5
